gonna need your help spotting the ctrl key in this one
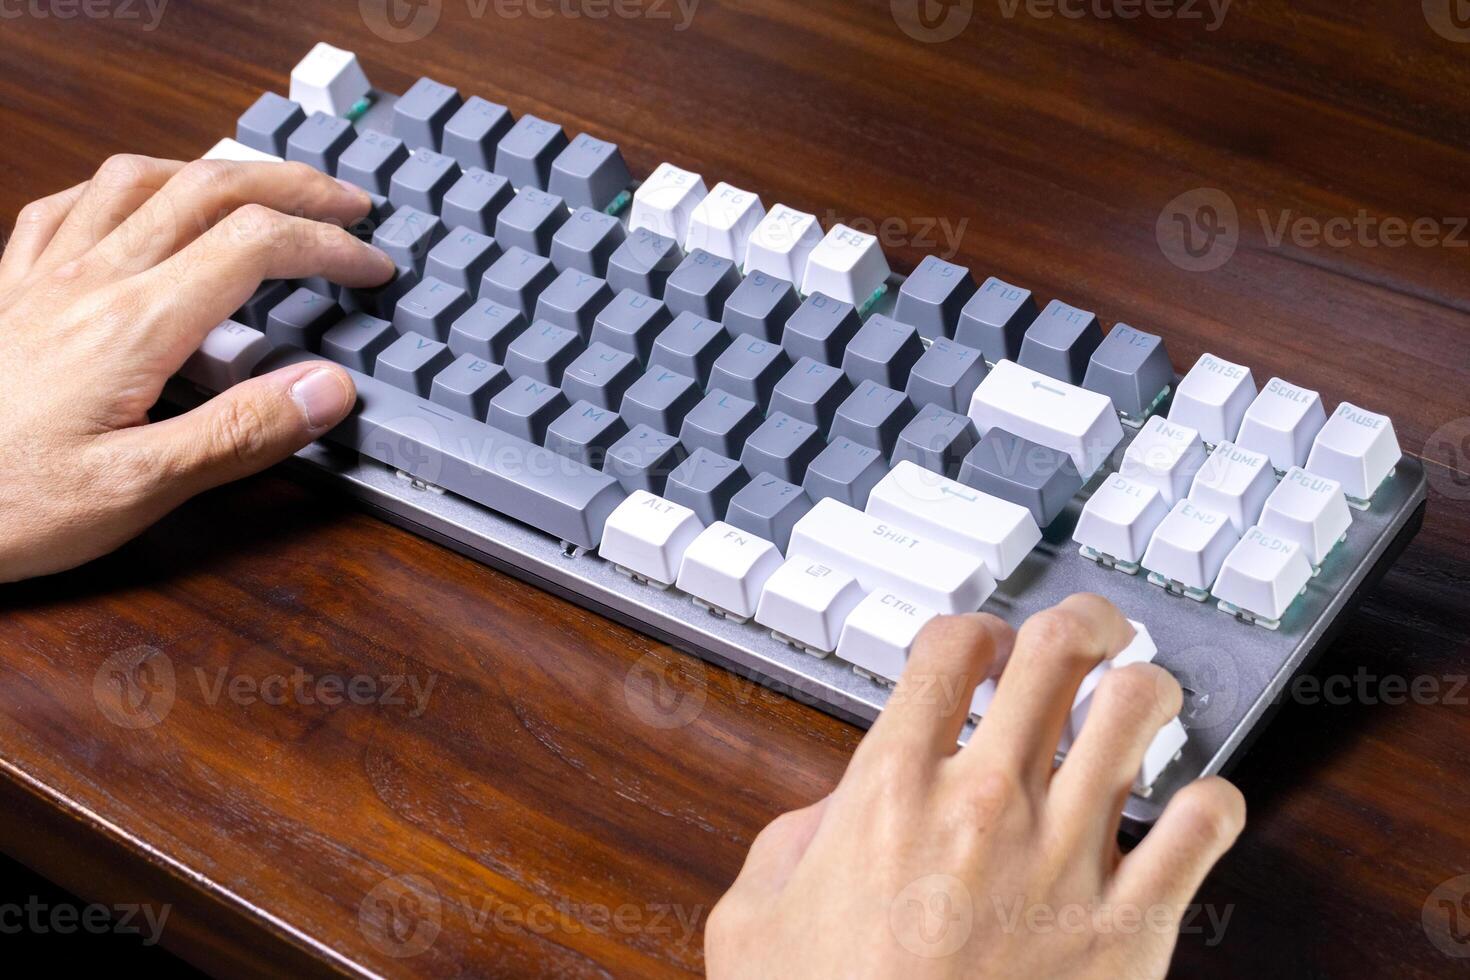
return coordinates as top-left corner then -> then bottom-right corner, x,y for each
755,558 -> 865,657
837,591 -> 938,685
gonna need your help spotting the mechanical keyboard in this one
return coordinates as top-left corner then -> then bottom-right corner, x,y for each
169,42 -> 1428,831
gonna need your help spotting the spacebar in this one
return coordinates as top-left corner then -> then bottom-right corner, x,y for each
255,349 -> 626,550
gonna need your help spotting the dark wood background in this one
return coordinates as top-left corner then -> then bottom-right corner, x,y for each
2,1 -> 1469,975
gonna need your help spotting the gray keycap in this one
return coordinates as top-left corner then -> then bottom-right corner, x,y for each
321,312 -> 396,372
394,276 -> 471,342
781,293 -> 861,365
607,228 -> 682,297
548,133 -> 632,212
441,168 -> 514,235
894,256 -> 978,341
726,477 -> 813,552
768,357 -> 853,433
534,269 -> 612,339
236,92 -> 304,157
843,314 -> 924,390
1018,300 -> 1102,384
666,448 -> 748,527
604,424 -> 687,495
906,338 -> 988,413
341,265 -> 420,320
375,331 -> 455,396
546,400 -> 629,467
956,277 -> 1038,363
893,405 -> 978,478
494,114 -> 569,191
620,368 -> 701,434
425,228 -> 501,294
958,429 -> 1082,527
803,437 -> 888,509
503,320 -> 584,386
442,96 -> 513,170
831,380 -> 916,456
649,312 -> 729,387
550,208 -> 627,277
479,246 -> 555,318
488,376 -> 569,443
1082,323 -> 1173,417
286,111 -> 355,173
709,334 -> 791,407
393,77 -> 462,152
388,148 -> 461,214
590,290 -> 671,364
447,298 -> 526,362
739,412 -> 824,484
495,187 -> 568,255
236,279 -> 293,330
256,348 -> 622,550
348,193 -> 394,241
337,131 -> 409,196
430,352 -> 509,419
680,390 -> 762,459
723,272 -> 799,343
664,249 -> 740,321
372,206 -> 444,272
266,286 -> 343,350
562,342 -> 640,410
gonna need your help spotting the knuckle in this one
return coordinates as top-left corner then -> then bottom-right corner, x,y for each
175,158 -> 236,195
95,153 -> 156,189
15,198 -> 57,229
911,614 -> 997,673
1098,663 -> 1180,723
210,397 -> 273,465
280,160 -> 324,190
1018,607 -> 1094,664
224,203 -> 287,249
1172,779 -> 1247,843
950,765 -> 1022,830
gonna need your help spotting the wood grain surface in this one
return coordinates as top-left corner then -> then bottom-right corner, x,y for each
1,1 -> 1468,976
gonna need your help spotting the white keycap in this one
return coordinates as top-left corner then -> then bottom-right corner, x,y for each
675,522 -> 783,622
599,491 -> 704,588
181,320 -> 272,391
755,558 -> 865,654
799,224 -> 891,306
1306,402 -> 1402,501
787,498 -> 996,614
630,162 -> 707,243
1169,352 -> 1256,445
289,42 -> 372,118
1189,441 -> 1276,535
865,461 -> 1041,579
970,678 -> 1000,719
1234,378 -> 1327,472
967,359 -> 1124,478
1259,467 -> 1352,566
1061,621 -> 1158,751
684,182 -> 766,263
1212,526 -> 1313,623
743,204 -> 823,283
1120,414 -> 1208,505
203,137 -> 283,163
1141,499 -> 1239,591
836,591 -> 938,684
1073,474 -> 1169,565
1136,718 -> 1188,792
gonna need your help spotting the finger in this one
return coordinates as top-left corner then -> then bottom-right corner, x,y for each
0,182 -> 88,290
855,614 -> 1014,765
1047,663 -> 1184,847
112,360 -> 357,505
108,204 -> 393,365
93,159 -> 372,277
726,797 -> 830,897
1109,777 -> 1245,915
42,155 -> 183,268
963,594 -> 1134,787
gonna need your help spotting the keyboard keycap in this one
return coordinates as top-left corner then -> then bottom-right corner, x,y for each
650,312 -> 729,386
744,204 -> 824,283
1259,467 -> 1352,566
801,224 -> 890,308
535,269 -> 612,339
607,228 -> 683,298
1212,527 -> 1313,624
685,182 -> 765,262
550,208 -> 626,277
442,96 -> 514,170
675,522 -> 784,622
600,491 -> 704,588
956,277 -> 1038,363
545,400 -> 628,467
1082,323 -> 1173,419
1018,300 -> 1102,385
1062,622 -> 1161,753
266,286 -> 343,350
488,376 -> 568,443
447,298 -> 525,362
504,320 -> 583,386
866,461 -> 1041,580
722,272 -> 799,343
1073,473 -> 1169,567
549,133 -> 632,212
425,228 -> 501,294
1305,402 -> 1402,502
495,186 -> 569,255
204,138 -> 282,164
709,334 -> 790,407
341,265 -> 420,320
726,477 -> 813,553
337,131 -> 409,196
441,168 -> 514,235
620,368 -> 701,434
286,111 -> 355,173
430,353 -> 508,419
373,206 -> 444,271
740,412 -> 824,484
375,331 -> 454,395
680,390 -> 762,459
181,320 -> 271,391
1169,352 -> 1256,445
781,293 -> 861,365
289,42 -> 370,118
236,280 -> 294,330
905,338 -> 987,414
769,357 -> 853,433
604,424 -> 687,495
966,359 -> 1124,479
959,428 -> 1082,528
394,276 -> 471,342
1119,415 -> 1208,506
1189,441 -> 1275,536
495,114 -> 568,190
837,590 -> 938,683
755,558 -> 865,655
591,289 -> 671,364
664,249 -> 741,321
1141,499 -> 1239,592
630,162 -> 707,242
394,76 -> 462,152
842,314 -> 924,390
803,437 -> 889,510
892,405 -> 977,478
562,342 -> 640,410
236,92 -> 305,157
479,246 -> 555,318
666,448 -> 748,526
831,380 -> 916,457
1234,377 -> 1327,472
894,256 -> 977,341
389,148 -> 461,214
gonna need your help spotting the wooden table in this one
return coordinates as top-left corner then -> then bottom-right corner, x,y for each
3,2 -> 1469,976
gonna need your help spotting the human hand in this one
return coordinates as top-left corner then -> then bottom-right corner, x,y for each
0,155 -> 394,582
706,594 -> 1245,978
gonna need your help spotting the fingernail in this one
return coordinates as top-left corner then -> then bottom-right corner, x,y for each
291,368 -> 352,431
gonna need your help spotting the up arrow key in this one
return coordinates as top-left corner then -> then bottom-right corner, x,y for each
968,360 -> 1123,478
